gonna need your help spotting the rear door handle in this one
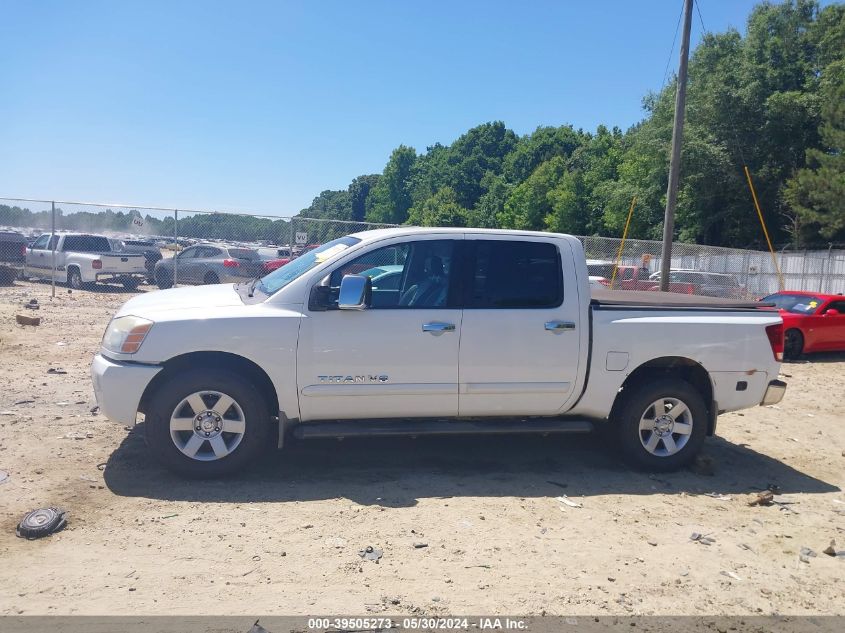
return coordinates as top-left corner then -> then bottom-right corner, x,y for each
422,322 -> 456,334
545,320 -> 576,332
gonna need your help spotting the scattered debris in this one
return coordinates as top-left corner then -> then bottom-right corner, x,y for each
90,405 -> 100,414
705,492 -> 731,501
14,399 -> 35,405
0,411 -> 15,416
96,463 -> 107,471
690,532 -> 716,545
766,483 -> 782,494
247,620 -> 271,633
720,570 -> 742,581
161,514 -> 179,520
0,470 -> 9,485
748,491 -> 774,507
24,299 -> 39,310
413,542 -> 429,549
47,368 -> 67,375
739,543 -> 756,554
799,547 -> 817,563
647,540 -> 658,547
556,495 -> 582,508
16,314 -> 41,326
358,545 -> 383,562
16,507 -> 68,539
822,540 -> 837,557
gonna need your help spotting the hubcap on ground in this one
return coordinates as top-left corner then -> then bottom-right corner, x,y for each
169,390 -> 246,461
638,397 -> 693,457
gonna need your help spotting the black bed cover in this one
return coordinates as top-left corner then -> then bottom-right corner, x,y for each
591,287 -> 774,310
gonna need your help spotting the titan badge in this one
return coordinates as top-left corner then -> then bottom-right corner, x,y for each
318,375 -> 389,384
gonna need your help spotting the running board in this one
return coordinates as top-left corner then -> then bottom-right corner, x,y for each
292,418 -> 594,440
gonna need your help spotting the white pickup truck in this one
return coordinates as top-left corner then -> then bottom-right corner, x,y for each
26,232 -> 148,290
91,228 -> 786,477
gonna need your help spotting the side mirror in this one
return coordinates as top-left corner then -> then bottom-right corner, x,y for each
338,274 -> 371,310
824,308 -> 840,316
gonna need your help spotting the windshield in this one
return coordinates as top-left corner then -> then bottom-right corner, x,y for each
257,236 -> 360,295
763,293 -> 824,314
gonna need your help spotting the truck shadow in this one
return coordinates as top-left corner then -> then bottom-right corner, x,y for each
786,351 -> 845,364
103,426 -> 839,507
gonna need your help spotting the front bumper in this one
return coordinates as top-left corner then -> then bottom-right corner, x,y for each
761,379 -> 787,406
91,353 -> 162,425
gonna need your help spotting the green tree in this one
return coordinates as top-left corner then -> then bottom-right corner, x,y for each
407,187 -> 473,227
366,145 -> 418,224
785,63 -> 845,239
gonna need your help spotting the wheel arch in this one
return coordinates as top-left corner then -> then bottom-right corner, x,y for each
138,351 -> 280,420
612,356 -> 716,435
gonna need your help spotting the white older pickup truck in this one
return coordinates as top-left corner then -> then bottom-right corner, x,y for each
91,228 -> 786,477
26,232 -> 147,290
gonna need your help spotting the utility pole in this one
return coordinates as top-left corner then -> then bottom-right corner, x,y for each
659,0 -> 694,292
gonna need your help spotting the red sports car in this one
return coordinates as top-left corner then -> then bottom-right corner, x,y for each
762,291 -> 845,359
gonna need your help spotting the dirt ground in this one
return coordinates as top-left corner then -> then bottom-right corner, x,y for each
0,279 -> 843,617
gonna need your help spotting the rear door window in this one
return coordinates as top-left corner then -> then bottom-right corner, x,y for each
227,248 -> 259,260
62,235 -> 110,252
468,240 -> 562,308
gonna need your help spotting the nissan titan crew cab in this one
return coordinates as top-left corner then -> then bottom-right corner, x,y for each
91,228 -> 786,477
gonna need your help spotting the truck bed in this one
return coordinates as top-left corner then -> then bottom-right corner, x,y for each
591,287 -> 773,310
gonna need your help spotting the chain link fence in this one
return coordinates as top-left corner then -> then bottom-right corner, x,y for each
578,236 -> 845,298
2,196 -> 844,298
0,197 -> 396,294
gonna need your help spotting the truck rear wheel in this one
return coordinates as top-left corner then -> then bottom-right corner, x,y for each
144,368 -> 271,477
67,268 -> 83,290
612,378 -> 707,472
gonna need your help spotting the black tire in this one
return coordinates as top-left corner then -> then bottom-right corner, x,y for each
784,329 -> 804,360
612,378 -> 708,472
203,271 -> 219,285
0,268 -> 15,286
144,368 -> 271,477
122,278 -> 141,291
67,267 -> 83,290
155,269 -> 173,290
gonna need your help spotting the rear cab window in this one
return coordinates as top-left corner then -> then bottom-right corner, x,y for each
62,235 -> 111,252
467,240 -> 562,308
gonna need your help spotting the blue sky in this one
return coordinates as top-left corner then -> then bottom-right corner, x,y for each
0,0 -> 789,214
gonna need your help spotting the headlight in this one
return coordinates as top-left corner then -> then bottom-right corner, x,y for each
102,316 -> 154,354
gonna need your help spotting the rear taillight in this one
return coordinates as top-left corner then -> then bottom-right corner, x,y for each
599,278 -> 610,286
20,244 -> 27,256
92,260 -> 103,270
766,323 -> 784,361
223,258 -> 239,268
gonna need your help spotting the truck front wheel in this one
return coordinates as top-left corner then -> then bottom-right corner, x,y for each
144,368 -> 271,477
613,378 -> 707,472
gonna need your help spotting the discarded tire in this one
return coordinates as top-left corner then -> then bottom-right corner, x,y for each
16,507 -> 68,539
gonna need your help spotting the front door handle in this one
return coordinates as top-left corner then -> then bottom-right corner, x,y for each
545,320 -> 576,332
422,322 -> 456,334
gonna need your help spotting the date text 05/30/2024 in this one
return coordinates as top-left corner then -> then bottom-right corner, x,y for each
307,618 -> 527,630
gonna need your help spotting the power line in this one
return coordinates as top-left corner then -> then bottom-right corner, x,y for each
661,0 -> 686,89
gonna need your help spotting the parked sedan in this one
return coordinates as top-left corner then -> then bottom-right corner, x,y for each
762,291 -> 845,358
154,244 -> 264,289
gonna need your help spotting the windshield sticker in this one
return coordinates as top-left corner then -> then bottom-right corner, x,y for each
314,244 -> 350,263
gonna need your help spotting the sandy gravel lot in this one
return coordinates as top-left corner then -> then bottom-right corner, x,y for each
0,279 -> 843,616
